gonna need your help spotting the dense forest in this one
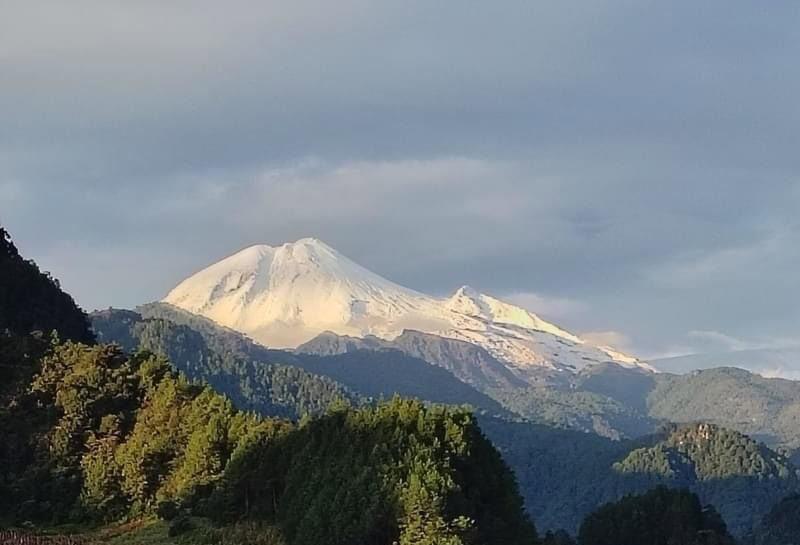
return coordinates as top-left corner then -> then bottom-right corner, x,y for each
489,385 -> 655,440
1,337 -> 537,544
578,487 -> 735,545
484,416 -> 800,536
91,308 -> 360,419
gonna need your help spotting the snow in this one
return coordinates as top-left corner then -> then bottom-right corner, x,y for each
164,238 -> 655,381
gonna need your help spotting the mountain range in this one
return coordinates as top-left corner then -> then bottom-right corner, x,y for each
7,226 -> 800,541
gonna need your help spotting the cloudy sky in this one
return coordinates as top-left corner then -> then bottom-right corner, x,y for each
2,1 -> 798,363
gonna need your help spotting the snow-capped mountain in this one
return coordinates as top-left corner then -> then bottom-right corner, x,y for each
164,238 -> 654,382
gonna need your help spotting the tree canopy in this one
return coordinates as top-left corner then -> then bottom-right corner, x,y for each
578,486 -> 735,545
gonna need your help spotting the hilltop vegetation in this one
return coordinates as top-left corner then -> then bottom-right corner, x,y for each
615,424 -> 798,482
0,227 -> 93,343
210,400 -> 536,545
578,486 -> 735,545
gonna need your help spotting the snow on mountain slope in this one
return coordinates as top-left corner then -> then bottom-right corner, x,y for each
164,238 -> 655,381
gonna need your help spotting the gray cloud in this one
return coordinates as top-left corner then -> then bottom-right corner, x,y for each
2,1 -> 799,362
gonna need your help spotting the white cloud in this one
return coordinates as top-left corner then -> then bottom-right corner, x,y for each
249,157 -> 520,221
148,156 -> 567,270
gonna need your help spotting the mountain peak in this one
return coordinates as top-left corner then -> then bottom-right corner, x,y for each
293,236 -> 324,245
446,285 -> 492,318
454,285 -> 480,298
273,238 -> 343,268
236,238 -> 336,256
283,237 -> 335,252
164,240 -> 652,379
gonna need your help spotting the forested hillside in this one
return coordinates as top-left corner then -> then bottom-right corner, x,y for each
0,227 -> 93,343
1,341 -> 289,523
578,487 -> 735,545
297,329 -> 526,391
92,308 -> 358,419
648,368 -> 800,451
615,424 -> 798,482
483,418 -> 800,536
0,226 -> 93,403
613,424 -> 799,534
0,338 -> 538,544
93,304 -> 509,416
489,385 -> 655,440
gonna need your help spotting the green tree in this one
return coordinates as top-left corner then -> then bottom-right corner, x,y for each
578,487 -> 734,545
